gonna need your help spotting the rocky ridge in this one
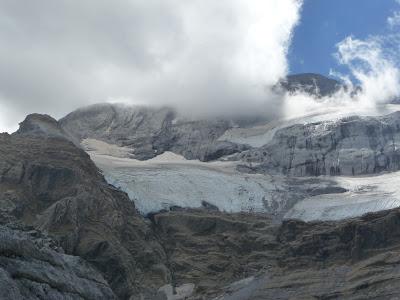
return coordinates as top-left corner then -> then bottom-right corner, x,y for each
0,127 -> 170,299
60,102 -> 400,179
0,215 -> 116,299
60,103 -> 249,161
153,208 -> 400,299
242,112 -> 400,176
277,73 -> 342,97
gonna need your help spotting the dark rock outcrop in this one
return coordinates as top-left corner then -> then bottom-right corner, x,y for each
0,217 -> 116,299
16,113 -> 79,145
278,73 -> 342,97
0,125 -> 170,299
152,210 -> 278,297
151,208 -> 400,299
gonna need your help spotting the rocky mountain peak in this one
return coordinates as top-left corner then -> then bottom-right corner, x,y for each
278,73 -> 342,97
17,113 -> 59,132
16,113 -> 79,145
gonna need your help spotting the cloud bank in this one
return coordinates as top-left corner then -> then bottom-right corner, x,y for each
0,0 -> 302,132
283,15 -> 400,120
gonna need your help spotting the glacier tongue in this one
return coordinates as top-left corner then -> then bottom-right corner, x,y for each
285,172 -> 400,221
90,151 -> 285,215
79,103 -> 400,222
96,149 -> 400,221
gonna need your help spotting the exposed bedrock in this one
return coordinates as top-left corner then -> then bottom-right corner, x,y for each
241,112 -> 400,176
152,208 -> 400,299
0,215 -> 116,300
276,73 -> 343,97
60,103 -> 250,161
61,103 -> 400,177
59,104 -> 400,223
0,126 -> 171,299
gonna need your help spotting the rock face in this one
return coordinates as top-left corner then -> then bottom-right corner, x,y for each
151,208 -> 400,299
152,210 -> 279,298
242,112 -> 400,176
59,103 -> 400,222
16,113 -> 79,145
278,73 -> 342,97
225,208 -> 400,299
61,102 -> 400,178
0,217 -> 116,300
0,119 -> 171,299
60,103 -> 249,161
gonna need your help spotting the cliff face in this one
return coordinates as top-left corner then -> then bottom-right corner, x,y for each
277,73 -> 342,97
242,112 -> 400,176
61,103 -> 400,178
60,103 -> 249,161
152,208 -> 400,299
0,216 -> 116,300
0,122 -> 170,299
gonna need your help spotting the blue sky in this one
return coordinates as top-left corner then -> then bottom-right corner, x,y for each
289,0 -> 399,76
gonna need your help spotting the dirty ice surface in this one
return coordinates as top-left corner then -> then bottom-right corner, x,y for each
285,172 -> 400,221
82,103 -> 400,221
84,139 -> 286,215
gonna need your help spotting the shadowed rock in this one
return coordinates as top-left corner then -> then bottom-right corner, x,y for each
0,129 -> 170,299
0,218 -> 116,300
277,73 -> 342,97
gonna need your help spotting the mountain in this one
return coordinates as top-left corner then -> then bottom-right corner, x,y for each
0,120 -> 170,299
60,103 -> 249,161
4,73 -> 400,299
278,73 -> 343,97
243,112 -> 400,176
0,218 -> 116,299
3,117 -> 400,298
59,99 -> 400,221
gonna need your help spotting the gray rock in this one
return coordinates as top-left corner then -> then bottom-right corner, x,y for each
16,113 -> 79,145
0,130 -> 170,299
277,73 -> 343,97
152,208 -> 400,299
0,221 -> 116,299
241,112 -> 400,176
60,103 -> 250,161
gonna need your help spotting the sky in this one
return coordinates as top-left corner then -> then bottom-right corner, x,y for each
0,0 -> 400,133
289,0 -> 400,76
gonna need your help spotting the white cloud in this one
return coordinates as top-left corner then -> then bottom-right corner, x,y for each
337,36 -> 400,106
283,35 -> 400,119
0,0 -> 303,132
388,11 -> 400,28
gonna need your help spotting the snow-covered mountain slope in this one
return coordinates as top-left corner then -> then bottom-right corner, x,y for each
83,139 -> 348,217
61,101 -> 400,222
82,138 -> 400,221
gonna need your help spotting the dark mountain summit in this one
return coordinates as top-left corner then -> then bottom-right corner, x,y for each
279,73 -> 342,97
